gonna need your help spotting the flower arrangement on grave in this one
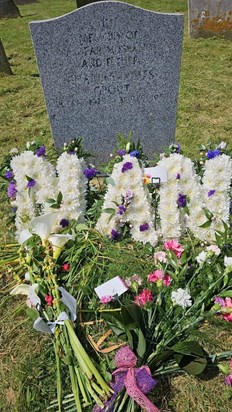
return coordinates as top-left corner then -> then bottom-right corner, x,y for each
0,137 -> 232,411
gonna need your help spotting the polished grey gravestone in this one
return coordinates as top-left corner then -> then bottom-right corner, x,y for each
30,1 -> 184,164
189,0 -> 232,38
0,0 -> 20,18
0,39 -> 13,74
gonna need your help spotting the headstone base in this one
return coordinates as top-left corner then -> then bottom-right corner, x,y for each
0,0 -> 21,18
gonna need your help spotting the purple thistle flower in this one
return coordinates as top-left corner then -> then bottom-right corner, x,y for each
117,205 -> 126,215
5,170 -> 14,180
130,150 -> 140,158
60,218 -> 69,228
121,162 -> 133,173
7,182 -> 17,199
177,193 -> 187,208
117,149 -> 126,156
83,167 -> 97,179
111,229 -> 121,240
208,189 -> 216,197
139,223 -> 150,232
206,149 -> 221,159
27,179 -> 36,189
36,145 -> 46,157
176,173 -> 181,179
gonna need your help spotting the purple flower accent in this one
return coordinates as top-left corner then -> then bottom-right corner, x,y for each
117,149 -> 126,156
177,193 -> 187,208
7,182 -> 17,198
111,229 -> 121,240
5,170 -> 13,180
214,297 -> 226,307
176,173 -> 181,179
208,190 -> 216,197
11,207 -> 17,213
117,205 -> 126,215
36,145 -> 46,157
225,375 -> 232,386
139,223 -> 150,232
121,162 -> 133,173
130,150 -> 140,158
27,179 -> 36,189
206,149 -> 220,159
125,190 -> 134,201
60,218 -> 69,228
83,167 -> 97,179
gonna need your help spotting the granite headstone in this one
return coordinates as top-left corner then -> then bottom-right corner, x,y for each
189,0 -> 232,38
14,0 -> 37,5
30,1 -> 184,164
0,39 -> 12,74
0,0 -> 20,18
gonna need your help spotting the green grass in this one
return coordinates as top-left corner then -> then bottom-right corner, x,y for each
0,1 -> 232,411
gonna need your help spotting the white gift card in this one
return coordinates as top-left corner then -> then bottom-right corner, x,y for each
144,166 -> 167,183
94,276 -> 128,299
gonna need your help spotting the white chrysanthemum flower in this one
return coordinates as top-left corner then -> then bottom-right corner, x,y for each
224,256 -> 232,267
96,155 -> 158,246
171,288 -> 192,309
196,251 -> 208,264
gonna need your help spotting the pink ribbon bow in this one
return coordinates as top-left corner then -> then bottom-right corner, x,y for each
112,346 -> 160,412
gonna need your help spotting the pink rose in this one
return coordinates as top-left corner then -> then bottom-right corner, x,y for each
135,289 -> 153,306
163,274 -> 172,287
164,240 -> 184,259
153,251 -> 167,263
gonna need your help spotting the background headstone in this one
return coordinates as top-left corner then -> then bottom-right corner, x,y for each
0,39 -> 12,74
76,0 -> 108,9
14,0 -> 37,5
0,0 -> 20,18
30,2 -> 184,164
189,0 -> 232,38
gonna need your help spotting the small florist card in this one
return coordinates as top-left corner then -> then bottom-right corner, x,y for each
144,166 -> 167,183
94,276 -> 128,299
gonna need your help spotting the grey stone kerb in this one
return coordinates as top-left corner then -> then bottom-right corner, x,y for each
30,1 -> 184,165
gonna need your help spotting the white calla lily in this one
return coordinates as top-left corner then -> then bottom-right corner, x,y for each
10,283 -> 39,296
18,229 -> 33,245
30,213 -> 58,241
48,234 -> 75,259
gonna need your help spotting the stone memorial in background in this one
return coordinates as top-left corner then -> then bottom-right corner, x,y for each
30,1 -> 184,164
0,0 -> 20,18
76,0 -> 107,9
0,39 -> 12,74
14,0 -> 37,5
189,0 -> 232,38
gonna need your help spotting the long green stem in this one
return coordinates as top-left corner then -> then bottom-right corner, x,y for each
69,364 -> 82,412
54,339 -> 62,412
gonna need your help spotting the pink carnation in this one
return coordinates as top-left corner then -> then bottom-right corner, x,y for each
135,289 -> 153,306
100,295 -> 113,304
164,239 -> 184,259
222,297 -> 232,322
148,270 -> 171,287
153,251 -> 167,263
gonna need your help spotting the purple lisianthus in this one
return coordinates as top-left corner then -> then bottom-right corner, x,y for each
117,205 -> 126,215
111,229 -> 121,240
27,179 -> 36,189
176,173 -> 181,179
5,170 -> 14,180
177,193 -> 187,208
225,375 -> 232,386
130,150 -> 140,158
60,218 -> 69,228
117,149 -> 126,156
36,145 -> 46,157
206,149 -> 220,159
139,223 -> 150,232
121,162 -> 133,173
83,167 -> 97,179
208,189 -> 216,197
7,181 -> 17,199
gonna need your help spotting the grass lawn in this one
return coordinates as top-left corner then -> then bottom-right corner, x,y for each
0,1 -> 231,411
